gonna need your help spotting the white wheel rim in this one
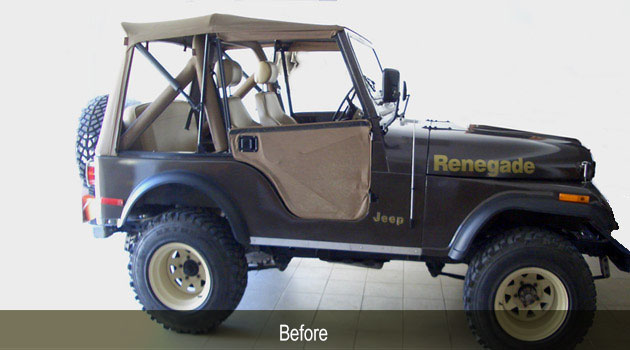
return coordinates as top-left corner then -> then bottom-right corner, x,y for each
148,242 -> 212,310
494,267 -> 569,341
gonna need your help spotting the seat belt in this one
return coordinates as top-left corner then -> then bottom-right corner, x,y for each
185,77 -> 201,130
185,108 -> 195,130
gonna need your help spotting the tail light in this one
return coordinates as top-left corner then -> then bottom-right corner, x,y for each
86,163 -> 96,186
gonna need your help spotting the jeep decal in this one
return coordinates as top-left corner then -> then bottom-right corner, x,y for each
372,212 -> 404,226
433,155 -> 535,177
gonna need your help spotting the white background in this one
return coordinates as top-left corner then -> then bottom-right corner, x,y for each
0,0 -> 628,309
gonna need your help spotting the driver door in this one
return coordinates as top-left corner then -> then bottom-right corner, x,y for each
229,120 -> 372,220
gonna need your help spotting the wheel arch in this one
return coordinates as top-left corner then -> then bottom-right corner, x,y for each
448,190 -> 615,262
118,171 -> 250,245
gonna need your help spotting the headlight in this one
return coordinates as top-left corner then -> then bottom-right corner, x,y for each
581,161 -> 596,181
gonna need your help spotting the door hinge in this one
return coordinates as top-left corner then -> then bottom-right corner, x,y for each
238,135 -> 258,152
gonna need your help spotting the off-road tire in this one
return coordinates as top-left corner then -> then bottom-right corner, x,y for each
128,209 -> 248,333
76,95 -> 108,189
464,227 -> 595,349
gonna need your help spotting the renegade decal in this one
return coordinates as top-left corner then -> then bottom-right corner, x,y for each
372,212 -> 404,226
434,155 -> 535,177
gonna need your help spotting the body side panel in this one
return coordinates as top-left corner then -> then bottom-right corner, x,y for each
118,170 -> 250,244
421,175 -> 615,256
96,152 -> 424,248
427,128 -> 592,180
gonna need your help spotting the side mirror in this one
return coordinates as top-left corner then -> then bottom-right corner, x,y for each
382,68 -> 400,103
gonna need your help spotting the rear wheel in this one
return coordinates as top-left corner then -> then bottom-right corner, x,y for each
464,227 -> 595,349
129,209 -> 247,333
148,242 -> 213,311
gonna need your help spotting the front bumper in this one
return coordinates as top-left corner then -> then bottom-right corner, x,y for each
603,233 -> 630,272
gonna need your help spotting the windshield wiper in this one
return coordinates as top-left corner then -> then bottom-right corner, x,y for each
363,75 -> 376,92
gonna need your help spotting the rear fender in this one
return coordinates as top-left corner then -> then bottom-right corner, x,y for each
118,171 -> 250,245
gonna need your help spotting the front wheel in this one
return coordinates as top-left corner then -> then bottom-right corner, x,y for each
464,227 -> 595,349
128,209 -> 247,333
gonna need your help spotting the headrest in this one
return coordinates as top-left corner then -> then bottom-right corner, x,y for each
214,59 -> 243,87
255,61 -> 279,84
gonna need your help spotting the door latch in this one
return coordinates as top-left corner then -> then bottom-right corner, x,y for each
238,135 -> 258,152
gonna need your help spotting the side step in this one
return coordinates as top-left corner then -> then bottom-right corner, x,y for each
426,261 -> 465,280
246,251 -> 291,271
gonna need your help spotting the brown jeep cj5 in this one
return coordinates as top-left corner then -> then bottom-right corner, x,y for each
76,14 -> 629,349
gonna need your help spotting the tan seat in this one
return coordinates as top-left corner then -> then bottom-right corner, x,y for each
215,59 -> 260,129
122,101 -> 198,152
254,61 -> 297,126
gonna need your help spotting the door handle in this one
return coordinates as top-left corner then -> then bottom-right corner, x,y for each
238,135 -> 258,152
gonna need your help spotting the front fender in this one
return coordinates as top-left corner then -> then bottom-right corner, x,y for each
448,190 -> 617,261
118,171 -> 250,245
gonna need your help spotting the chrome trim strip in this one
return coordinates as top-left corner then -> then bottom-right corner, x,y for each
249,237 -> 422,256
409,122 -> 416,223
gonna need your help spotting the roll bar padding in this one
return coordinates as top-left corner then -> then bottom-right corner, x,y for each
120,58 -> 197,150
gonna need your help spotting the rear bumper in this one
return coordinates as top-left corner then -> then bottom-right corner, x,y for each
89,224 -> 117,238
81,191 -> 119,238
81,183 -> 125,222
82,194 -> 98,223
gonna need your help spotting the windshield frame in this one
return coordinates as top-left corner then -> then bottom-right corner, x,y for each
336,31 -> 379,120
347,31 -> 382,98
346,31 -> 398,125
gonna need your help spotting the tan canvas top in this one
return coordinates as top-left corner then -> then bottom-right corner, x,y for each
122,14 -> 345,47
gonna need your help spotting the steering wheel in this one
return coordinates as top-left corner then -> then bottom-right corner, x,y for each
332,87 -> 357,121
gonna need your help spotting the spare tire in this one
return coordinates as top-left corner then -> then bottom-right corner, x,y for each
76,95 -> 109,189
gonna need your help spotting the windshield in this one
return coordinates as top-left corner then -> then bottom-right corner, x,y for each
349,34 -> 397,122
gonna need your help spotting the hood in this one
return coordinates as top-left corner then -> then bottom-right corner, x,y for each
426,122 -> 594,181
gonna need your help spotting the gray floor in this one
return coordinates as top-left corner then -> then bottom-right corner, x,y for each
239,259 -> 464,312
6,255 -> 626,349
238,256 -> 630,312
204,255 -> 630,349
